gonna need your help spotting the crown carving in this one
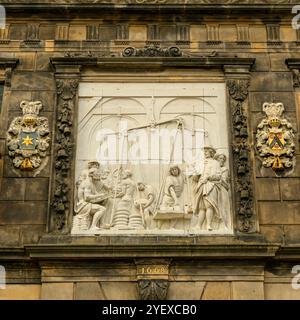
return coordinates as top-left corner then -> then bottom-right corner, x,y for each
262,102 -> 284,119
20,100 -> 42,117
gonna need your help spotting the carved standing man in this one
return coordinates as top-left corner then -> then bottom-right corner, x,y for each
192,146 -> 222,231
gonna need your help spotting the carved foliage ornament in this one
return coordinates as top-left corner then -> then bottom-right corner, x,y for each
7,101 -> 50,173
227,79 -> 254,233
256,102 -> 295,173
51,78 -> 79,231
137,280 -> 169,300
122,46 -> 182,58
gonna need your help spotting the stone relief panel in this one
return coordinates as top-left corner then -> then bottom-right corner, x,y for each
72,82 -> 233,235
6,100 -> 50,175
256,102 -> 296,175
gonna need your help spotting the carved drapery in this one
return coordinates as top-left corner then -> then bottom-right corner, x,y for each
50,76 -> 79,232
226,76 -> 255,233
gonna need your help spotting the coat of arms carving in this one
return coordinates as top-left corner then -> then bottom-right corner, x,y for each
7,100 -> 50,173
256,102 -> 295,174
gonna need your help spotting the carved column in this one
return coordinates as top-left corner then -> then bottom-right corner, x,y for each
49,65 -> 80,233
225,66 -> 257,234
135,260 -> 171,300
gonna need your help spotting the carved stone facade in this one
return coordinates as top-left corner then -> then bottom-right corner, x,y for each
0,0 -> 300,301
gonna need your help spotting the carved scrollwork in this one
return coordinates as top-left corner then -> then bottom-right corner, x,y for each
122,45 -> 182,57
137,280 -> 169,300
227,78 -> 254,233
51,78 -> 79,232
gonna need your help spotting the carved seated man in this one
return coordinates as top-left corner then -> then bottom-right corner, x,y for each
73,167 -> 111,232
160,165 -> 184,212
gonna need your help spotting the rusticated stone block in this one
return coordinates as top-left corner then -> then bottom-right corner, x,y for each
260,225 -> 283,243
31,91 -> 55,112
36,53 -> 53,71
256,178 -> 280,201
25,178 -> 49,201
270,53 -> 291,71
16,52 -> 36,71
41,283 -> 74,300
100,282 -> 138,300
0,285 -> 41,300
202,282 -> 231,300
11,72 -> 55,91
9,24 -> 27,40
0,226 -> 20,246
258,202 -> 299,225
75,282 -> 106,300
20,225 -> 45,245
232,281 -> 264,300
283,225 -> 300,244
249,72 -> 293,92
265,284 -> 300,300
280,178 -> 300,200
0,201 -> 47,225
9,91 -> 31,111
39,25 -> 56,40
0,178 -> 26,201
159,25 -> 176,41
167,282 -> 205,300
250,53 -> 270,72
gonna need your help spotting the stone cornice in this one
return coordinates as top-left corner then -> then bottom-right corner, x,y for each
2,1 -> 298,14
0,58 -> 19,69
50,56 -> 255,70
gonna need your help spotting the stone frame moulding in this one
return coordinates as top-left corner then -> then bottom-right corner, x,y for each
49,54 -> 257,238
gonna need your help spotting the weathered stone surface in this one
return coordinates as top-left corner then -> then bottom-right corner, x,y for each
202,282 -> 231,300
31,91 -> 55,112
256,178 -> 280,201
41,283 -> 74,300
283,225 -> 300,244
0,226 -> 20,246
11,72 -> 55,91
20,225 -> 45,245
0,178 -> 26,200
232,281 -> 264,300
9,24 -> 26,40
167,282 -> 205,300
259,202 -> 300,225
75,282 -> 106,300
249,72 -> 293,92
260,225 -> 283,243
270,53 -> 292,71
9,90 -> 31,111
0,201 -> 47,225
25,178 -> 49,201
99,282 -> 138,300
15,52 -> 36,71
280,178 -> 300,201
265,284 -> 300,300
0,285 -> 41,300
